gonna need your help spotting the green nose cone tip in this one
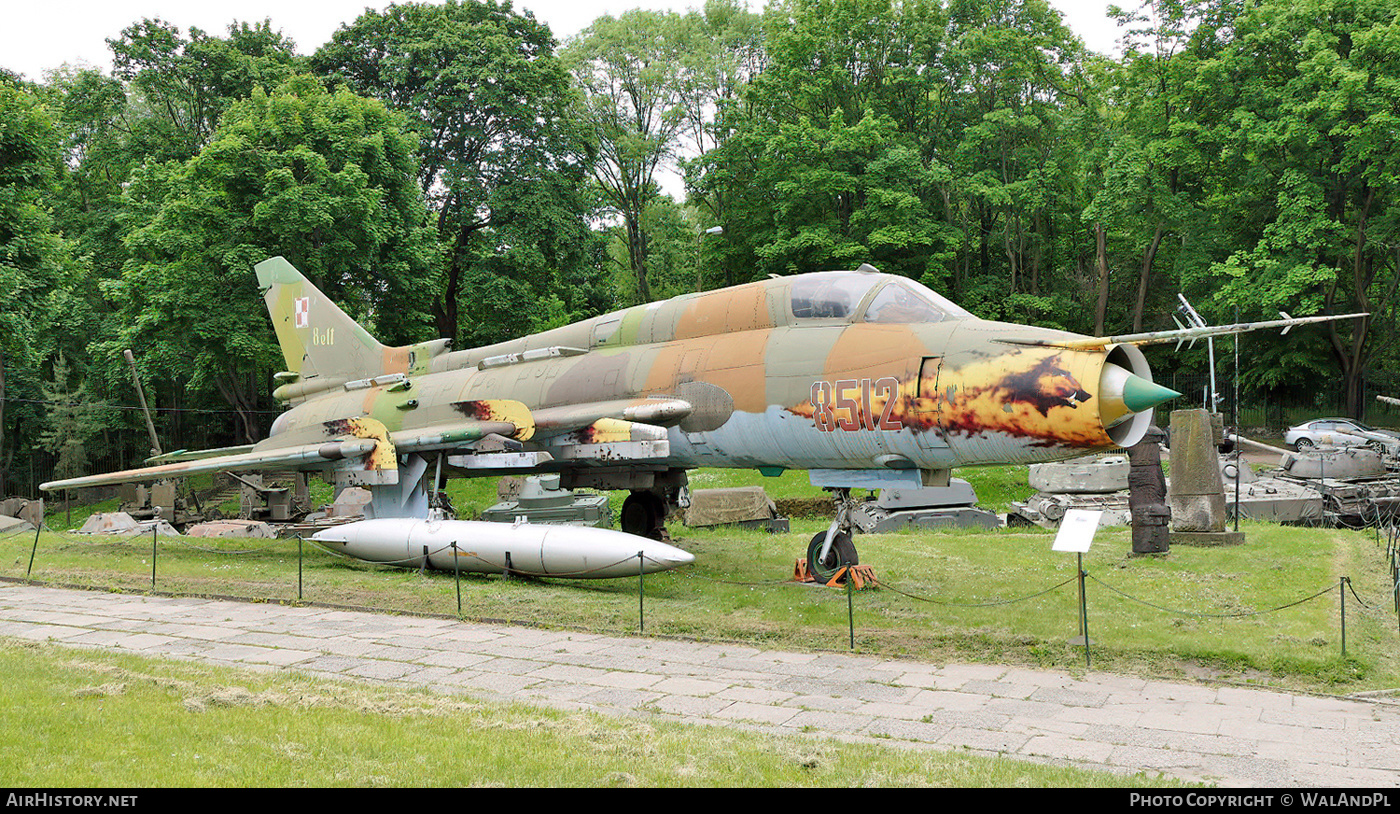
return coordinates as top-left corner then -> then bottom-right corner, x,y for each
1122,375 -> 1181,413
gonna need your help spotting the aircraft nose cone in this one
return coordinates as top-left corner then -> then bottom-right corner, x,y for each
1121,375 -> 1181,413
1099,362 -> 1181,427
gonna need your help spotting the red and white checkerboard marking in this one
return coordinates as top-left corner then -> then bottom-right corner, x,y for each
294,297 -> 310,328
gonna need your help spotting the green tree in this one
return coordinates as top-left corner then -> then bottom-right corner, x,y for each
566,9 -> 695,304
313,0 -> 609,344
38,353 -> 108,481
0,80 -> 72,494
109,18 -> 302,162
1204,0 -> 1400,414
695,0 -> 1083,322
104,76 -> 440,442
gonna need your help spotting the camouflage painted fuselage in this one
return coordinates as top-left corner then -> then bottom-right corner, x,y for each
268,268 -> 1158,481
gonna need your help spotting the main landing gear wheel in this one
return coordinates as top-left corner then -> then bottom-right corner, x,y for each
621,491 -> 667,540
807,531 -> 859,584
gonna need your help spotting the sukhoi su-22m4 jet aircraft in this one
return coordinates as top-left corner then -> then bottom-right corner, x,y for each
43,257 -> 1363,578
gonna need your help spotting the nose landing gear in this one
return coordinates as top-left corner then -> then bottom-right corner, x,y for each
798,487 -> 872,585
806,529 -> 859,583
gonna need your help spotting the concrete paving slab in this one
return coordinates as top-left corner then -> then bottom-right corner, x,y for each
2,581 -> 1398,787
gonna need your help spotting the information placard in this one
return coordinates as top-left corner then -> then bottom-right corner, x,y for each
1051,509 -> 1102,553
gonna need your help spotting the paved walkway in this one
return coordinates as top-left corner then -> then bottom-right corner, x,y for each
1,582 -> 1397,787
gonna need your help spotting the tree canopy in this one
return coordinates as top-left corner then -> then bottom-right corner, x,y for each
4,0 -> 1396,494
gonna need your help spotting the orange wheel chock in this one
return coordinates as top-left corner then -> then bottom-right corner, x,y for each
793,559 -> 878,589
827,564 -> 878,589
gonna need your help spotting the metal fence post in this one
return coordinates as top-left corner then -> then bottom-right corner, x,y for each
453,542 -> 462,617
1340,577 -> 1347,657
847,569 -> 855,650
637,551 -> 645,633
1079,553 -> 1091,669
26,524 -> 40,577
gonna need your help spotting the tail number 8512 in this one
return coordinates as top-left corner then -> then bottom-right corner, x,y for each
810,377 -> 903,432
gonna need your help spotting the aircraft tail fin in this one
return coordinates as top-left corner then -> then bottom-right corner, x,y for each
256,256 -> 387,385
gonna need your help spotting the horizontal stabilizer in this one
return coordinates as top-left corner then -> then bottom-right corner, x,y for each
41,438 -> 379,492
42,416 -> 399,492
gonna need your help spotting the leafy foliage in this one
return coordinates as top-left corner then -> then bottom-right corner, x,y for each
7,0 -> 1400,493
314,0 -> 609,344
101,76 -> 439,442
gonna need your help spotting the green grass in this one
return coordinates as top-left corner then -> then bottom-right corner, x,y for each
0,638 -> 1182,787
5,506 -> 1397,695
7,463 -> 1392,787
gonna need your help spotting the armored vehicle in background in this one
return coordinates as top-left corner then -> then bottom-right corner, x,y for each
481,474 -> 611,528
1007,456 -> 1132,529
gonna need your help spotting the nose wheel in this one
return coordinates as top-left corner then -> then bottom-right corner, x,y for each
806,530 -> 859,583
804,487 -> 860,583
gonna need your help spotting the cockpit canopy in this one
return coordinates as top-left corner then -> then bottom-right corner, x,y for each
789,272 -> 972,324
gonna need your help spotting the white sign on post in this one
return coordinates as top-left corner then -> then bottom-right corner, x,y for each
1051,509 -> 1103,553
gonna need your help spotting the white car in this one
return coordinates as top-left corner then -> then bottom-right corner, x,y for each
1283,418 -> 1400,452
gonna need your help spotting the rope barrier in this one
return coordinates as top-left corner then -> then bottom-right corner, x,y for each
878,575 -> 1078,608
9,517 -> 1396,660
683,570 -> 805,588
1085,572 -> 1338,618
1345,576 -> 1370,609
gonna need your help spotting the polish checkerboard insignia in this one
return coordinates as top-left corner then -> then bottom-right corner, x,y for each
294,297 -> 310,328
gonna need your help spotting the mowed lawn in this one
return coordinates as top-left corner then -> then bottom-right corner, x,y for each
0,639 -> 1184,788
9,464 -> 1399,694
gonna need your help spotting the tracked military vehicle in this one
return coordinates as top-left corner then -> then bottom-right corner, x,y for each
1007,455 -> 1133,529
481,474 -> 611,527
1253,445 -> 1400,525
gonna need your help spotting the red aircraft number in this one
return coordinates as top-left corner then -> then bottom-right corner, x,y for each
810,377 -> 903,432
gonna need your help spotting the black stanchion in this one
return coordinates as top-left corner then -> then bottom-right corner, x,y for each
637,551 -> 645,633
27,524 -> 39,577
846,568 -> 855,650
453,542 -> 462,617
297,537 -> 303,601
1340,576 -> 1347,657
1077,553 -> 1091,668
1393,553 -> 1400,633
151,525 -> 157,589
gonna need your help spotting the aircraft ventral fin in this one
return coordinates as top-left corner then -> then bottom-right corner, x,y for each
1000,312 -> 1368,351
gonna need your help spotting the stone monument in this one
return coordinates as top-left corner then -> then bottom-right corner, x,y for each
1168,408 -> 1244,545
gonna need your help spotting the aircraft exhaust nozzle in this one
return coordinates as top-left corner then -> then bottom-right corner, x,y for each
1098,362 -> 1181,427
311,518 -> 694,579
